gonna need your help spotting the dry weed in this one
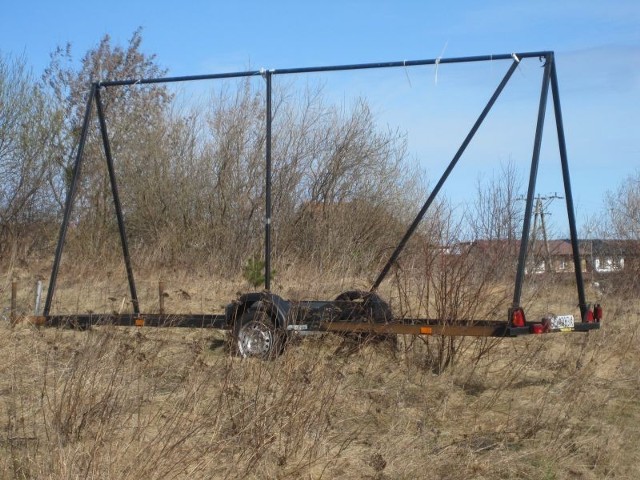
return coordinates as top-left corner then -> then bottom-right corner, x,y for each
1,266 -> 639,479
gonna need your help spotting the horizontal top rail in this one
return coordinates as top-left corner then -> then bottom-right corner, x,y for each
98,51 -> 552,87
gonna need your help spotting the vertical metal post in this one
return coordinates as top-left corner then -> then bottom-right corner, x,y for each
550,59 -> 588,319
372,60 -> 521,291
34,280 -> 43,315
44,83 -> 97,316
159,279 -> 165,315
264,71 -> 272,291
512,55 -> 552,308
95,87 -> 140,313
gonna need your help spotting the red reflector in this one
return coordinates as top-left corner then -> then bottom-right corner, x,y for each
594,304 -> 603,322
511,308 -> 526,327
531,324 -> 545,334
585,309 -> 594,323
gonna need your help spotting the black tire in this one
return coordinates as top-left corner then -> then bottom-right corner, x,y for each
233,303 -> 285,359
334,291 -> 396,348
334,290 -> 392,324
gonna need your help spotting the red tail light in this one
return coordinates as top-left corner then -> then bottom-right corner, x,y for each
511,308 -> 526,327
594,304 -> 603,322
585,309 -> 594,323
530,323 -> 545,334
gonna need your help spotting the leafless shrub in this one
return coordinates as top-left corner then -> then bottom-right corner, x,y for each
388,201 -> 511,374
41,30 -> 171,260
0,54 -> 58,267
595,170 -> 640,293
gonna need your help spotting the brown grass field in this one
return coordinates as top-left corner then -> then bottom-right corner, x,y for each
1,264 -> 639,479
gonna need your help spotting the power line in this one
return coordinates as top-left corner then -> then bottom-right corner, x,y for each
517,193 -> 563,272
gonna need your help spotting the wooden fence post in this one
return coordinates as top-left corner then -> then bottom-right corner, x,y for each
159,279 -> 165,315
11,278 -> 17,325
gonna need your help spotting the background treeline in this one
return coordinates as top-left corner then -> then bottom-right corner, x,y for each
1,31 -> 638,281
0,31 -> 421,276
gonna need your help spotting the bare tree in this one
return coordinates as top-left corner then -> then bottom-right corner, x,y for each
468,159 -> 523,242
13,35 -> 430,277
145,79 -> 422,273
272,92 -> 418,273
605,170 -> 640,241
43,29 -> 171,253
600,170 -> 640,287
466,160 -> 524,280
0,54 -> 56,264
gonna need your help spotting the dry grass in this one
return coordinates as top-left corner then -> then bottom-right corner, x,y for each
1,265 -> 639,479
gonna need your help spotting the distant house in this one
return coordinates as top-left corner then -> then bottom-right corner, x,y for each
580,239 -> 639,274
546,239 -> 640,274
543,239 -> 576,273
530,239 -> 638,274
455,238 -> 639,275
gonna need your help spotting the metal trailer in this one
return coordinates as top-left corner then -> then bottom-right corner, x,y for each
24,51 -> 601,358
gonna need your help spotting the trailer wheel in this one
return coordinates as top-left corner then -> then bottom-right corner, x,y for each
334,290 -> 392,323
334,291 -> 396,348
233,304 -> 284,359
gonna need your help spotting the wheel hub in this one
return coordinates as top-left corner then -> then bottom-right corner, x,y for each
237,321 -> 274,358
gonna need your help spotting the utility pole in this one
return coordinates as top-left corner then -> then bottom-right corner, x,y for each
519,193 -> 563,273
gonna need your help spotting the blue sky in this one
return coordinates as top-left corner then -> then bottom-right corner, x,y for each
1,0 -> 638,235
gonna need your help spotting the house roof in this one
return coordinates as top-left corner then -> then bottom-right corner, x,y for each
460,238 -> 640,257
547,240 -> 573,256
580,239 -> 640,257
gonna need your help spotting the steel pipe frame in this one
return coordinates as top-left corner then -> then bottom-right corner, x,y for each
265,71 -> 273,290
549,58 -> 588,319
96,51 -> 551,87
44,51 -> 587,323
44,84 -> 97,316
512,55 -> 553,308
95,89 -> 140,313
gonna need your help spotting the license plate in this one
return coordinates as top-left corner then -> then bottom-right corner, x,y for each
287,324 -> 308,331
550,315 -> 574,329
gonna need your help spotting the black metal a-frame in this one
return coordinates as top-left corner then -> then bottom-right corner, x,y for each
43,51 -> 588,321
